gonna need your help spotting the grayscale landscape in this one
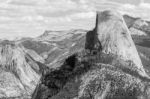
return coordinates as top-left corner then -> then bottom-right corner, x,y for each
0,0 -> 150,99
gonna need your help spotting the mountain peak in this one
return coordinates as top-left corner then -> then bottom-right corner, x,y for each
94,10 -> 149,78
96,10 -> 122,23
0,43 -> 41,98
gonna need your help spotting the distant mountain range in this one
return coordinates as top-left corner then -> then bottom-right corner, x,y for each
0,10 -> 150,99
123,14 -> 150,36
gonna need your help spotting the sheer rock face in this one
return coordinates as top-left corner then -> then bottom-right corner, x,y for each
0,43 -> 41,98
94,10 -> 149,78
78,11 -> 150,99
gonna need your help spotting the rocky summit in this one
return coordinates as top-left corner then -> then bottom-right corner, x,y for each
0,10 -> 150,99
95,10 -> 149,78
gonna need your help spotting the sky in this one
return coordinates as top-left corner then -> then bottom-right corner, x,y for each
0,0 -> 150,39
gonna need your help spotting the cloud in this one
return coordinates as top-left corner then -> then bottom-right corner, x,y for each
117,1 -> 150,20
21,15 -> 45,22
70,11 -> 95,19
139,2 -> 150,9
0,0 -> 150,39
121,4 -> 136,9
0,0 -> 96,24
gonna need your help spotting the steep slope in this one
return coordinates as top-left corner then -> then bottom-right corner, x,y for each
0,41 -> 46,98
32,10 -> 150,99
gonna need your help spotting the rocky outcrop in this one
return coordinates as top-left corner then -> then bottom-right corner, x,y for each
87,10 -> 149,78
97,11 -> 147,76
0,42 -> 44,98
